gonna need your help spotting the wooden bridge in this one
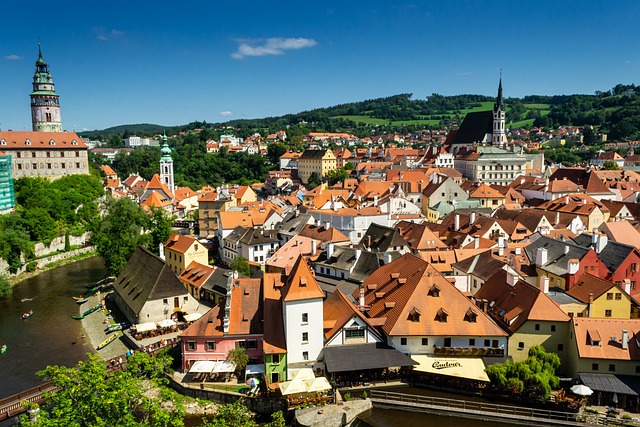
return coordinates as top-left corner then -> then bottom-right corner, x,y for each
369,390 -> 637,427
0,381 -> 56,422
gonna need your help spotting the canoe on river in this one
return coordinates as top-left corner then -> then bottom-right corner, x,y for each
22,310 -> 33,319
82,304 -> 101,316
97,333 -> 118,350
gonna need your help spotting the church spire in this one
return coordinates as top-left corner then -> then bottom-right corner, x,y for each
491,71 -> 506,148
159,132 -> 175,196
31,44 -> 62,132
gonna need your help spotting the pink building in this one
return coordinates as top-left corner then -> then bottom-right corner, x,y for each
179,277 -> 264,372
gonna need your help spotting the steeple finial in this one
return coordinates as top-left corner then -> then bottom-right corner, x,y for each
38,42 -> 42,58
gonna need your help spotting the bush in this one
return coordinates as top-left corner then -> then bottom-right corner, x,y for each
343,392 -> 352,401
0,276 -> 11,299
361,391 -> 368,399
26,261 -> 37,272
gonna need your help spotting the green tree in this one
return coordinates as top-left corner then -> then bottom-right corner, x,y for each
603,160 -> 619,170
203,400 -> 255,427
485,345 -> 560,399
230,256 -> 251,276
21,207 -> 59,245
306,172 -> 322,189
267,143 -> 287,166
90,198 -> 151,276
0,275 -> 11,299
326,168 -> 349,186
226,347 -> 249,380
17,353 -> 184,427
148,208 -> 173,256
344,162 -> 355,171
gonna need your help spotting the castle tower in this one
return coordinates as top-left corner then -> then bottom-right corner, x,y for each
30,44 -> 62,132
492,73 -> 506,148
159,132 -> 175,196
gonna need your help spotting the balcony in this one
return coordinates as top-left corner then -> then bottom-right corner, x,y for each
433,346 -> 504,358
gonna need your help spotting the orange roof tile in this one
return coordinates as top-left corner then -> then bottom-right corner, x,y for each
164,234 -> 199,254
572,317 -> 640,360
0,131 -> 88,149
178,261 -> 215,288
323,289 -> 377,341
281,256 -> 324,302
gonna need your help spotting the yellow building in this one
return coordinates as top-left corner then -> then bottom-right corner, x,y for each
197,185 -> 256,239
297,149 -> 337,184
567,317 -> 640,377
474,271 -> 571,368
566,274 -> 632,319
163,234 -> 209,275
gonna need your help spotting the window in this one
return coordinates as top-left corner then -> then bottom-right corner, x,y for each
206,341 -> 216,351
615,293 -> 622,300
271,354 -> 280,364
592,363 -> 599,371
607,292 -> 613,300
302,313 -> 308,323
557,344 -> 564,351
492,340 -> 499,348
422,338 -> 429,346
636,366 -> 640,374
605,310 -> 612,318
484,339 -> 490,347
609,364 -> 616,372
246,340 -> 257,349
345,329 -> 365,340
302,351 -> 309,361
186,341 -> 196,351
271,372 -> 280,384
400,338 -> 407,346
302,332 -> 308,343
469,338 -> 475,346
518,342 -> 524,350
535,323 -> 540,331
183,296 -> 188,302
551,325 -> 556,332
163,299 -> 168,305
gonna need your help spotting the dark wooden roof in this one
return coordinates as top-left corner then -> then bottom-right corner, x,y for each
448,110 -> 493,145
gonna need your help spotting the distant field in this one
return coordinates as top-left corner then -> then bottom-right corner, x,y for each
457,101 -> 494,114
509,119 -> 536,128
334,115 -> 441,126
523,103 -> 551,109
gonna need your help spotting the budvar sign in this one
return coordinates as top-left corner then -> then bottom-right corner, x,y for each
432,360 -> 463,370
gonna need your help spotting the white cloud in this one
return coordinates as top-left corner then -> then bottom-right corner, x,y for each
219,111 -> 233,117
3,54 -> 23,60
231,37 -> 317,60
93,27 -> 124,41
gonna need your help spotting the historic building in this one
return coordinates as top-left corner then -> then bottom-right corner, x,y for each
31,45 -> 62,132
297,149 -> 337,184
159,133 -> 175,195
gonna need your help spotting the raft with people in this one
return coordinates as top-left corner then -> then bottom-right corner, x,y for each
22,310 -> 33,319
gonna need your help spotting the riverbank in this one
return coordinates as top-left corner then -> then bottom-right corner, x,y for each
78,292 -> 129,360
8,249 -> 97,287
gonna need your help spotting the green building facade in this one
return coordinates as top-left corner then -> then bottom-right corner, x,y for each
0,153 -> 15,212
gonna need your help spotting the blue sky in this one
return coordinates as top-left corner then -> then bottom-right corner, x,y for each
1,1 -> 638,131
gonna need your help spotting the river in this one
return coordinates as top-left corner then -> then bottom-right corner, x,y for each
0,256 -> 106,399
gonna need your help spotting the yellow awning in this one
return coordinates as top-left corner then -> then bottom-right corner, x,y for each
412,355 -> 490,382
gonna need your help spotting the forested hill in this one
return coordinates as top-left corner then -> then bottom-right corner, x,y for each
80,83 -> 640,141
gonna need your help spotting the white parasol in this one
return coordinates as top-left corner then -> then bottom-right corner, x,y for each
570,384 -> 594,396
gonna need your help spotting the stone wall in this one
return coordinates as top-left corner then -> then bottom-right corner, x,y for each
0,246 -> 95,277
166,374 -> 288,416
34,232 -> 91,258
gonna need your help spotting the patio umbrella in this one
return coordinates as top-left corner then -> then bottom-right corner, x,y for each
570,384 -> 594,396
246,378 -> 261,387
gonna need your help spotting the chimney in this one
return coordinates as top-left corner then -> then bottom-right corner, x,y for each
591,231 -> 598,245
622,330 -> 629,350
588,293 -> 593,317
159,243 -> 165,261
595,232 -> 608,254
324,220 -> 330,230
564,195 -> 569,204
515,246 -> 522,256
327,241 -> 334,259
624,279 -> 632,295
535,247 -> 548,266
567,259 -> 580,275
454,214 -> 460,231
355,248 -> 362,260
540,276 -> 550,294
474,235 -> 480,249
555,211 -> 560,226
564,245 -> 570,255
311,239 -> 317,256
506,271 -> 517,287
482,299 -> 488,313
469,212 -> 476,225
498,236 -> 505,257
359,285 -> 366,311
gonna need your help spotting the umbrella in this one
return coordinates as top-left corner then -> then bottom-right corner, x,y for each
570,384 -> 594,396
246,378 -> 261,387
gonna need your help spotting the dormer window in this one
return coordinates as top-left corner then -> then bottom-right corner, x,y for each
71,140 -> 78,146
464,308 -> 478,323
428,285 -> 441,297
0,139 -> 5,146
408,307 -> 421,322
435,308 -> 448,323
49,140 -> 55,146
25,139 -> 31,146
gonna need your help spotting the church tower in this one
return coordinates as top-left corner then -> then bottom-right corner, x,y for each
30,45 -> 63,132
492,74 -> 506,148
159,133 -> 175,197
